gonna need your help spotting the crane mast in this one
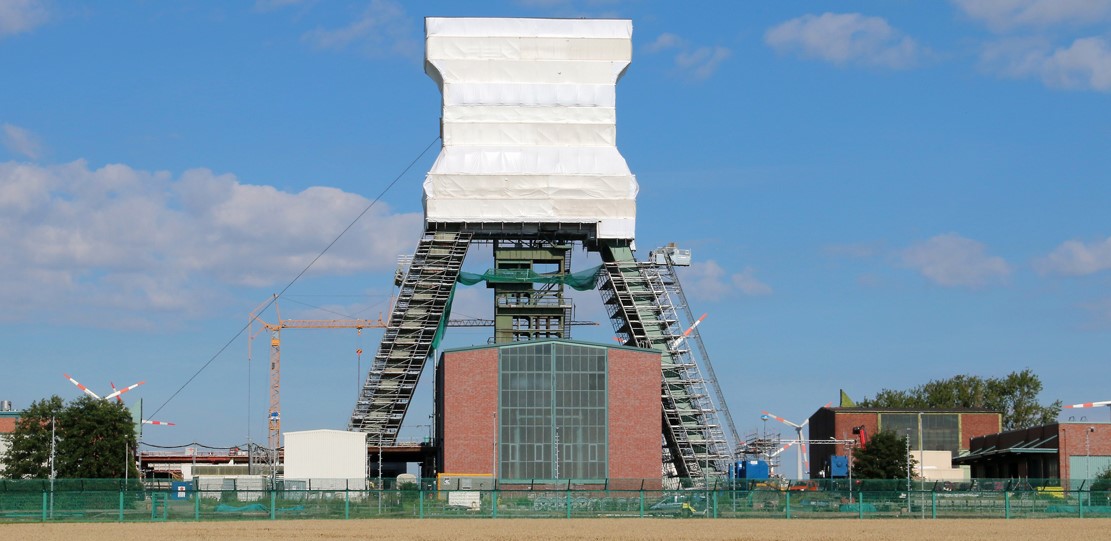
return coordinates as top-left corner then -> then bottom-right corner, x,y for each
250,298 -> 386,451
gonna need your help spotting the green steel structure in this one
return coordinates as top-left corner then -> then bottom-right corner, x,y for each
347,230 -> 734,484
491,241 -> 574,344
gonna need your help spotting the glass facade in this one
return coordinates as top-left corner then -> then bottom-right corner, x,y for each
878,413 -> 960,455
498,342 -> 607,479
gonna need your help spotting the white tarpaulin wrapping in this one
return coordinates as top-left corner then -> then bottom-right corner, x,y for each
423,17 -> 637,240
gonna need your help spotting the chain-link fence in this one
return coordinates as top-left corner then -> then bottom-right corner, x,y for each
1,478 -> 1108,522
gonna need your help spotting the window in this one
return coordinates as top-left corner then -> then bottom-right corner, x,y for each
498,342 -> 607,479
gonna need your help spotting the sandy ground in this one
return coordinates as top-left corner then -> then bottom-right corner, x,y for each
3,518 -> 1110,541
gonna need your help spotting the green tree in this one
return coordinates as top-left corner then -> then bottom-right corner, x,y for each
2,396 -> 64,478
56,396 -> 138,479
1093,465 -> 1111,505
853,430 -> 916,480
859,369 -> 1060,430
1,395 -> 138,479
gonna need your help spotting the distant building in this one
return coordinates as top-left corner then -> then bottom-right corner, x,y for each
435,339 -> 661,484
0,404 -> 19,477
954,422 -> 1111,485
808,406 -> 1002,480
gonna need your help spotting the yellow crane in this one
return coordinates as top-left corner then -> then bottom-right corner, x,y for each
249,296 -> 386,451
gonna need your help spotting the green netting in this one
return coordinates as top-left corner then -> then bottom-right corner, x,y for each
430,284 -> 456,351
429,265 -> 602,349
456,265 -> 602,292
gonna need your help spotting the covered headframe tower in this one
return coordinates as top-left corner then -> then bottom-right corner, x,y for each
422,17 -> 638,238
350,18 -> 730,482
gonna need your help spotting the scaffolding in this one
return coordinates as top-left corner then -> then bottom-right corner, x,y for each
597,240 -> 732,482
348,230 -> 472,441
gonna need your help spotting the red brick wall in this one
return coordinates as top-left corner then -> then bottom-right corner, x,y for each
607,348 -> 662,481
1059,424 -> 1111,480
960,412 -> 1002,450
441,348 -> 498,475
0,417 -> 15,434
833,412 -> 879,445
440,343 -> 663,481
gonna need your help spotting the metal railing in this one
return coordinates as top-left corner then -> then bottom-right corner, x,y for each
1,478 -> 1108,522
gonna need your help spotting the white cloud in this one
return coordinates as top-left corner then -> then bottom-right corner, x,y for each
0,160 -> 422,327
0,0 -> 48,37
2,123 -> 44,159
982,36 -> 1111,91
1036,237 -> 1111,276
644,32 -> 682,53
952,0 -> 1111,32
684,260 -> 772,301
900,233 -> 1011,287
675,46 -> 732,81
642,32 -> 731,80
301,0 -> 417,59
765,12 -> 921,69
732,267 -> 773,296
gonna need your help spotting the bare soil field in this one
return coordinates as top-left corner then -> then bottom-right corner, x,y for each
3,518 -> 1110,541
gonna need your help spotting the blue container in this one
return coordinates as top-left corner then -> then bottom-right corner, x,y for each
829,455 -> 849,478
734,460 -> 769,480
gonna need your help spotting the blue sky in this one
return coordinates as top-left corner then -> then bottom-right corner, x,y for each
2,1 -> 1110,474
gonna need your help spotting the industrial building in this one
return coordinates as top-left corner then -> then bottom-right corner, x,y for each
807,406 -> 1002,481
0,402 -> 17,477
435,340 -> 662,482
341,16 -> 736,485
954,422 -> 1111,484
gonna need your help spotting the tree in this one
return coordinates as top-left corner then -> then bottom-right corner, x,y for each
1,395 -> 138,479
858,369 -> 1061,430
853,430 -> 916,480
56,396 -> 138,479
1093,465 -> 1111,505
2,396 -> 64,479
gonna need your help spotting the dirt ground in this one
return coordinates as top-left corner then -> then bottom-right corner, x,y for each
2,518 -> 1110,541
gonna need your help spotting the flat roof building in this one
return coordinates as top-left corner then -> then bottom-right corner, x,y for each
435,339 -> 661,485
954,422 -> 1111,485
808,406 -> 1002,480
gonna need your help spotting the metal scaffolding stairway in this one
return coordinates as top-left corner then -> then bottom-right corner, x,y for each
348,230 -> 472,442
597,241 -> 731,482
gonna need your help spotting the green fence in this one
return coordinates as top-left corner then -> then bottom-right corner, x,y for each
1,478 -> 1108,522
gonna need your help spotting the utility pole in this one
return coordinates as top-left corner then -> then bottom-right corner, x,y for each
905,430 -> 911,510
49,416 -> 56,519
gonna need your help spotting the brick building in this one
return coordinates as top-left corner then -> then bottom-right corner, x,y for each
435,339 -> 661,482
808,406 -> 1002,480
953,422 -> 1111,484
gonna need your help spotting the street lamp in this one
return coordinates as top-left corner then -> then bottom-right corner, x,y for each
1087,427 -> 1095,480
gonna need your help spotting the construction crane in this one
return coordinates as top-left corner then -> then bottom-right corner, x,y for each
248,296 -> 594,451
249,296 -> 387,451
